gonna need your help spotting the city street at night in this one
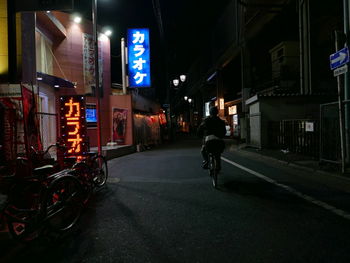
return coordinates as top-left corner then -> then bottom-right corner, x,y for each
1,138 -> 350,262
1,1 -> 350,262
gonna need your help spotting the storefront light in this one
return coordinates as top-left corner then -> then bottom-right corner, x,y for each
228,105 -> 237,115
219,98 -> 224,110
205,102 -> 210,117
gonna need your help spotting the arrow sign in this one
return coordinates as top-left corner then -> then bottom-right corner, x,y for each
330,47 -> 350,70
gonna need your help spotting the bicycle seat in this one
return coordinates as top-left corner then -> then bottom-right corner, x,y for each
33,165 -> 54,176
86,152 -> 97,157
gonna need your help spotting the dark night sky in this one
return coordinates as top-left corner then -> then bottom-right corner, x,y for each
73,0 -> 230,101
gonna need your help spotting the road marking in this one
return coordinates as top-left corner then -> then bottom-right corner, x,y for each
221,156 -> 350,220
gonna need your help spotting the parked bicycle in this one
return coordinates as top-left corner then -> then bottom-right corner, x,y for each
0,143 -> 108,242
70,152 -> 108,204
1,157 -> 84,242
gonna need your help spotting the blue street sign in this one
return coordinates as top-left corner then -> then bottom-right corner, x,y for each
330,47 -> 350,70
127,28 -> 151,88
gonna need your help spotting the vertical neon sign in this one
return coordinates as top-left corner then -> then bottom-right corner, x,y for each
60,96 -> 88,156
127,28 -> 151,87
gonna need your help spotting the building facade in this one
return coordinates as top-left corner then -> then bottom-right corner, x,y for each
177,0 -> 343,162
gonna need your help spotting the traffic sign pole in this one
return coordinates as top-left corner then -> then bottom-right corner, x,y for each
335,31 -> 346,173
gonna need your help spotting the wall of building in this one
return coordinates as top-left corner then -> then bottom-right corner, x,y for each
109,94 -> 133,146
0,0 -> 7,81
36,12 -> 112,147
248,102 -> 261,148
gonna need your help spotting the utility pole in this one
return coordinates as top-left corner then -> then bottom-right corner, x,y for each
92,0 -> 102,156
121,37 -> 127,95
344,0 -> 350,165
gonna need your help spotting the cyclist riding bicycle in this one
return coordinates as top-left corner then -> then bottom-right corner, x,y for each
197,106 -> 226,170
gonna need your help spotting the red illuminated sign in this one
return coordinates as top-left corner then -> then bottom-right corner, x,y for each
60,96 -> 88,156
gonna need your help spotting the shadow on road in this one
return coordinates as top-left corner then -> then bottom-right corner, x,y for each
218,179 -> 305,205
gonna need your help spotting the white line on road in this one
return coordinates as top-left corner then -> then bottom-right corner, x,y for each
221,156 -> 350,220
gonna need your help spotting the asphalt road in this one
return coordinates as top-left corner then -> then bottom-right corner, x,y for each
1,138 -> 350,263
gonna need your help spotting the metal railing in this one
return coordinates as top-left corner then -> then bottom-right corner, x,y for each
268,119 -> 319,157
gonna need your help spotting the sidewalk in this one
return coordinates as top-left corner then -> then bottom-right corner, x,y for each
90,144 -> 135,160
224,139 -> 346,178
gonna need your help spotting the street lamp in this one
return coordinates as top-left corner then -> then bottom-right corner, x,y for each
180,74 -> 186,82
172,74 -> 186,88
173,79 -> 179,87
103,29 -> 112,37
73,15 -> 82,24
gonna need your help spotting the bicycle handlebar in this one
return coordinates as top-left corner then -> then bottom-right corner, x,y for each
30,142 -> 67,158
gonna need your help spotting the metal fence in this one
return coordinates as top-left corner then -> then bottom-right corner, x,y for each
320,102 -> 341,164
268,119 -> 319,157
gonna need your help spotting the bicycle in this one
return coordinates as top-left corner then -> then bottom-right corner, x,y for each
0,151 -> 85,242
70,152 -> 108,204
205,137 -> 224,189
208,153 -> 217,188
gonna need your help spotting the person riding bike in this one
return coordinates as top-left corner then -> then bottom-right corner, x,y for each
197,106 -> 226,170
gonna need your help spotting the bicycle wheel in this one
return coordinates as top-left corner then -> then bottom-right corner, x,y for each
6,182 -> 43,242
210,156 -> 218,188
43,176 -> 84,232
72,162 -> 93,204
92,155 -> 108,187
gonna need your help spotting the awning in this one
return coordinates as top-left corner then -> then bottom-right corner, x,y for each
37,72 -> 75,89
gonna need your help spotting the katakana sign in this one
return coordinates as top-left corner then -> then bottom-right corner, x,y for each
127,28 -> 151,88
60,96 -> 88,157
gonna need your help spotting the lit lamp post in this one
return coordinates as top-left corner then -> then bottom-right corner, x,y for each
168,74 -> 187,139
172,74 -> 186,89
91,0 -> 102,155
187,98 -> 193,134
91,1 -> 112,155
